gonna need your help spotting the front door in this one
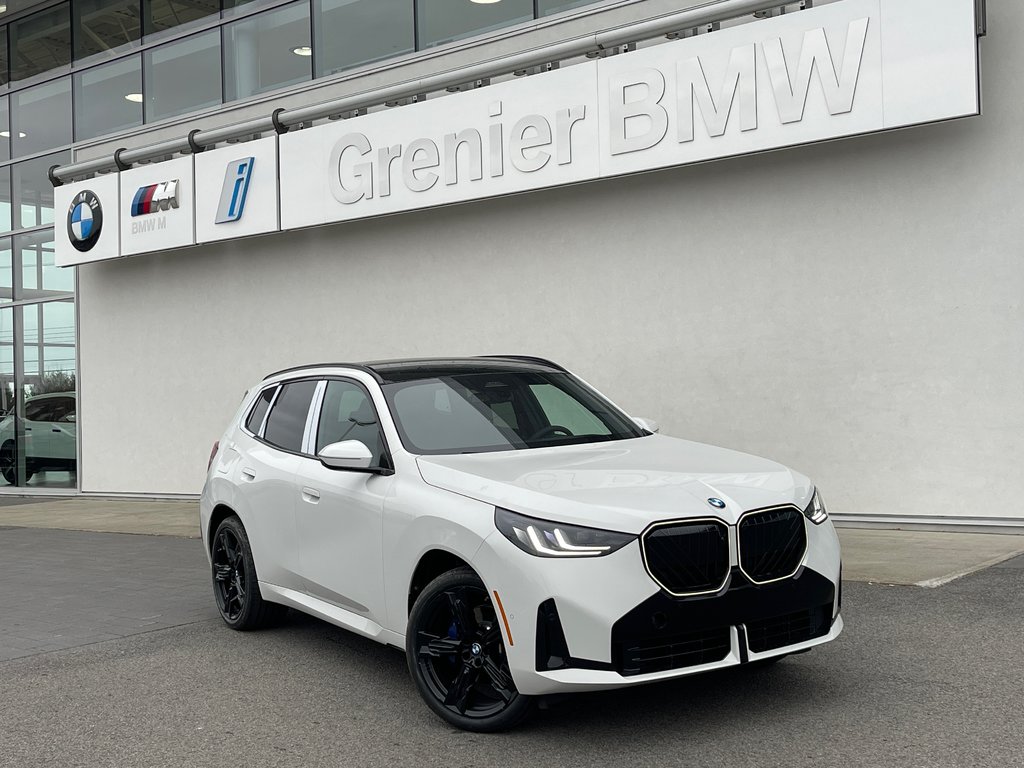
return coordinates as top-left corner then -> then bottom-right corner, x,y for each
294,378 -> 392,624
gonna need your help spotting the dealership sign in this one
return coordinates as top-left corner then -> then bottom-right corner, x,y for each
55,0 -> 980,267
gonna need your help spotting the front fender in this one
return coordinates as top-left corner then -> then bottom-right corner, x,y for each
382,480 -> 494,636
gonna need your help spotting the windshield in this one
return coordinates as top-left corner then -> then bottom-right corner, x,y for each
381,371 -> 647,455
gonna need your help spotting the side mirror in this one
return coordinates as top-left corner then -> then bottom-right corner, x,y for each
65,414 -> 77,423
632,417 -> 660,434
318,440 -> 373,471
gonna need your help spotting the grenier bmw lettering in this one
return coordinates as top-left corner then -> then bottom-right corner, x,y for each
66,190 -> 103,252
330,101 -> 587,204
201,357 -> 843,731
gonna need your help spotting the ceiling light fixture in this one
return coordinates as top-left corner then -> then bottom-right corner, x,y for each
0,6 -> 7,13
0,130 -> 26,138
125,92 -> 143,103
291,46 -> 312,57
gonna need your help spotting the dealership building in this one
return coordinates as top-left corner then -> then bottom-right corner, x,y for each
0,0 -> 1014,529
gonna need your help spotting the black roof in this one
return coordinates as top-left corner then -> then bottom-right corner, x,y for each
364,356 -> 566,383
264,356 -> 566,383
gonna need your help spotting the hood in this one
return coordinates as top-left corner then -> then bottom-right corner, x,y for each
416,435 -> 812,534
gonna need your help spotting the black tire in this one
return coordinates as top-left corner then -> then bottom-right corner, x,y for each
0,440 -> 15,484
407,567 -> 533,732
210,516 -> 287,630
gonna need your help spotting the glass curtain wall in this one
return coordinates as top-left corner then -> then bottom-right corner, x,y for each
0,180 -> 74,489
1,1 -> 611,112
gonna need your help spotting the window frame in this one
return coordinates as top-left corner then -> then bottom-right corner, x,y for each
308,375 -> 393,470
241,382 -> 280,439
246,376 -> 321,456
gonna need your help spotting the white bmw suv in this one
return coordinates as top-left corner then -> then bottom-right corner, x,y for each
201,357 -> 842,731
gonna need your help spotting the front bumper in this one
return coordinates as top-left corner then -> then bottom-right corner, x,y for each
472,516 -> 843,696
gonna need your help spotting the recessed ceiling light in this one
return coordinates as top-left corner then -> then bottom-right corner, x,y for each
0,130 -> 26,138
291,46 -> 312,57
125,92 -> 143,103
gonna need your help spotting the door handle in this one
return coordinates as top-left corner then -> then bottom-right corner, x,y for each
241,468 -> 256,480
52,428 -> 61,433
301,487 -> 320,503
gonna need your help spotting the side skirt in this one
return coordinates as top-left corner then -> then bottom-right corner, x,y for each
259,582 -> 405,648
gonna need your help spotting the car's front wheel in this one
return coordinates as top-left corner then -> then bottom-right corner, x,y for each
407,567 -> 533,732
210,515 -> 287,630
0,440 -> 31,484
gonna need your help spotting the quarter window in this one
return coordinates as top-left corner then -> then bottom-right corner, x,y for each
263,380 -> 317,452
244,386 -> 276,434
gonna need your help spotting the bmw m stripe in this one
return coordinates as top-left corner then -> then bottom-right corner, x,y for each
131,180 -> 179,217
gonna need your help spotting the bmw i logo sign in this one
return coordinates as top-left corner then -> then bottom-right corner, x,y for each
707,498 -> 726,509
67,190 -> 103,252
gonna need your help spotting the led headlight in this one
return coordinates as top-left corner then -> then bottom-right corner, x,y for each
804,488 -> 828,525
494,507 -> 635,558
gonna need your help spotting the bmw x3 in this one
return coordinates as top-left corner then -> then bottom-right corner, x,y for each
200,357 -> 842,731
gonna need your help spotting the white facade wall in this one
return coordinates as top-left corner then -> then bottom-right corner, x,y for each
76,1 -> 1022,524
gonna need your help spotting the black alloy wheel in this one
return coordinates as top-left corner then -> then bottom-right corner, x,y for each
210,515 -> 286,630
407,567 -> 533,732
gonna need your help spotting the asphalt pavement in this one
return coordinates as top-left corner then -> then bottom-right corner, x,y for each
0,526 -> 1022,768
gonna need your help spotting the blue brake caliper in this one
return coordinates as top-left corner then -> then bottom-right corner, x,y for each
447,620 -> 459,664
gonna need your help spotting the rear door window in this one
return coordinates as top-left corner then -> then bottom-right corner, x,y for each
263,380 -> 317,453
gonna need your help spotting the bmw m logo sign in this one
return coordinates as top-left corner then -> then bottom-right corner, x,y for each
67,190 -> 103,252
131,180 -> 179,217
215,157 -> 254,224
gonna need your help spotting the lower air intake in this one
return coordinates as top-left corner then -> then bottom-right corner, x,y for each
746,603 -> 832,653
617,626 -> 732,676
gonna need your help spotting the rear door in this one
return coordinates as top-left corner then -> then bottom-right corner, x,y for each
293,378 -> 393,623
234,379 -> 318,591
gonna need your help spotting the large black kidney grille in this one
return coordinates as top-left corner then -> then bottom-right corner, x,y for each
738,506 -> 807,583
642,520 -> 730,595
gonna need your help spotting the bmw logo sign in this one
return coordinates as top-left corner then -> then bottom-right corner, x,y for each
67,190 -> 103,253
707,498 -> 726,509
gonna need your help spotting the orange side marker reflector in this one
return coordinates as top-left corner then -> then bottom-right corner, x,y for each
493,590 -> 514,647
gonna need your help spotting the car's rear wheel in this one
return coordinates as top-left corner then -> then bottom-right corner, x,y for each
407,567 -> 533,732
211,516 -> 287,630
